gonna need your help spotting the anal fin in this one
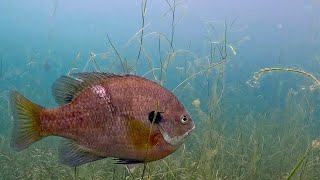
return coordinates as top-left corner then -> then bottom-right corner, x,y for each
59,139 -> 105,167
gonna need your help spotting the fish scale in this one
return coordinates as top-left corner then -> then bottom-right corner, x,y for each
9,72 -> 195,167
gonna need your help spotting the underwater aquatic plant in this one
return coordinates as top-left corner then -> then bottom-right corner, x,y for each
247,67 -> 320,89
136,0 -> 148,64
286,139 -> 320,180
192,98 -> 200,109
67,51 -> 81,76
172,59 -> 227,92
106,34 -> 128,74
164,0 -> 177,51
247,68 -> 320,179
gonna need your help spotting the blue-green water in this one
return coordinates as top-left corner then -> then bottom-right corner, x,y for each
1,0 -> 320,179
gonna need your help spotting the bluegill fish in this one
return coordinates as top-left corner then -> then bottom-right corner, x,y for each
10,72 -> 195,167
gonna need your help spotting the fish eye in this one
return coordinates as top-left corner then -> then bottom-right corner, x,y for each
180,115 -> 188,124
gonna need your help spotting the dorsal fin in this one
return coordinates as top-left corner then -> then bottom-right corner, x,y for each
51,72 -> 127,106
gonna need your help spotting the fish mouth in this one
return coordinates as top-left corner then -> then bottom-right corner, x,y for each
185,123 -> 196,137
189,123 -> 195,133
158,123 -> 195,147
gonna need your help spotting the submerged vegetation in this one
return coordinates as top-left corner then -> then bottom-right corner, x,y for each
1,0 -> 320,179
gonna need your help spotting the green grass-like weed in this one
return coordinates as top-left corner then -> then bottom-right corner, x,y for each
1,0 -> 320,179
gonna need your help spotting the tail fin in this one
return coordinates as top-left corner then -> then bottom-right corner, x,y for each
10,90 -> 44,151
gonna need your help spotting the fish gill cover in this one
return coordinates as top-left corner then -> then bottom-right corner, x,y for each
0,0 -> 320,179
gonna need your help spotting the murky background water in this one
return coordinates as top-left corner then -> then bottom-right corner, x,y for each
1,0 -> 320,179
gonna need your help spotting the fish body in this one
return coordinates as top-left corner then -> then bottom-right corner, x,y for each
10,72 -> 195,166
